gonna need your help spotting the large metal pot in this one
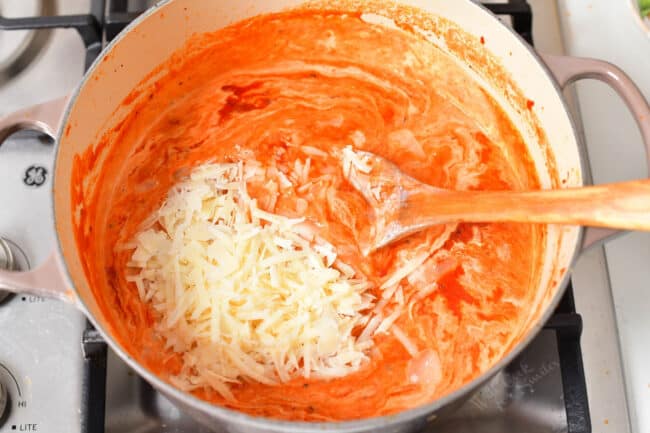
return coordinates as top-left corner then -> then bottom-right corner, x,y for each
0,1 -> 649,432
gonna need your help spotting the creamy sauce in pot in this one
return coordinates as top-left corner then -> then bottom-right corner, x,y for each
73,9 -> 544,421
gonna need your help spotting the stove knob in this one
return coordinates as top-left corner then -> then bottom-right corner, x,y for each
0,238 -> 15,303
0,381 -> 7,421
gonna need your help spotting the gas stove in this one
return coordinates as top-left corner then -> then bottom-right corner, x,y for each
0,1 -> 633,432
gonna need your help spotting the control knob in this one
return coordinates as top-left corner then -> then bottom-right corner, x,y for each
0,238 -> 15,303
0,381 -> 7,422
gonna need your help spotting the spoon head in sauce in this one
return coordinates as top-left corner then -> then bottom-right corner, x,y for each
341,147 -> 450,254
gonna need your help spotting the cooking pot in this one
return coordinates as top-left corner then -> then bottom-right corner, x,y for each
0,1 -> 649,432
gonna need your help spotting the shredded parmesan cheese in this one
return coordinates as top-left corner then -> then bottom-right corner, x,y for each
127,162 -> 375,398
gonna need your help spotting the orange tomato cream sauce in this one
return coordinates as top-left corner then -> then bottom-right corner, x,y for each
72,7 -> 548,422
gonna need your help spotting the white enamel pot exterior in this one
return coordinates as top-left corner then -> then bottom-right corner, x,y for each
1,1 -> 649,432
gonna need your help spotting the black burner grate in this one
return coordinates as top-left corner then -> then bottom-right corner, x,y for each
0,0 -> 104,70
0,1 -> 590,432
546,288 -> 591,433
483,0 -> 534,45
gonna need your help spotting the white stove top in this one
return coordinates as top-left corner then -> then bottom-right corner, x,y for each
0,2 -> 89,433
557,2 -> 650,433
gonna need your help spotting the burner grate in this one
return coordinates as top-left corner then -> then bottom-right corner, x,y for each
483,0 -> 533,44
0,1 -> 103,69
545,290 -> 591,433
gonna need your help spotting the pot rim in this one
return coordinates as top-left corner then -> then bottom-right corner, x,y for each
51,0 -> 587,430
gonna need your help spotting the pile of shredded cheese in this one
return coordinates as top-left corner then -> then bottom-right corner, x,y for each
126,162 -> 375,399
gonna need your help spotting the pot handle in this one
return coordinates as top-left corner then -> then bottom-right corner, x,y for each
0,97 -> 76,304
0,97 -> 67,142
0,253 -> 74,303
540,54 -> 650,249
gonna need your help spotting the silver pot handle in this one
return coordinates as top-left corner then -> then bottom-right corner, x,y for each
0,254 -> 74,303
541,54 -> 650,249
0,97 -> 67,142
0,97 -> 76,303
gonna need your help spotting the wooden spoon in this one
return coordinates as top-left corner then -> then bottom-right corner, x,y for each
341,148 -> 650,254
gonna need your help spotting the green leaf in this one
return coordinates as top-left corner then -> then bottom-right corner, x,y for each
640,0 -> 650,15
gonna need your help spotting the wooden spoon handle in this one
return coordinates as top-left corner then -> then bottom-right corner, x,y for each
403,179 -> 650,230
